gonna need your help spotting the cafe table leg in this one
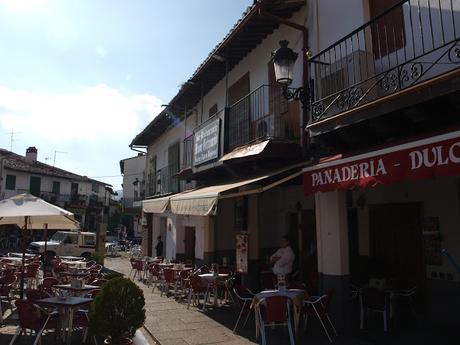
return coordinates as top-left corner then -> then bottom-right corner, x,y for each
66,307 -> 75,345
293,304 -> 300,334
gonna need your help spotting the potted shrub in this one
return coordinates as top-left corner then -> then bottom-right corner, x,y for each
89,277 -> 146,345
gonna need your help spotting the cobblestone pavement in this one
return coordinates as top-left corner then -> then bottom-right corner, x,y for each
105,256 -> 257,345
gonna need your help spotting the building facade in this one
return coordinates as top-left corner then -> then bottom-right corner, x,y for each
131,0 -> 460,332
0,146 -> 111,236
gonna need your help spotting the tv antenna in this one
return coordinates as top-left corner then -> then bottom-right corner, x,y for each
7,131 -> 21,152
53,150 -> 68,167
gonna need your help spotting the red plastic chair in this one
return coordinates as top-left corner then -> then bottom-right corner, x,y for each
18,263 -> 41,288
256,295 -> 294,345
148,264 -> 162,292
187,274 -> 209,310
9,299 -> 58,345
232,285 -> 255,333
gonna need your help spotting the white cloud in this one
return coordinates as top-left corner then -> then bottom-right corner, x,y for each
0,84 -> 162,188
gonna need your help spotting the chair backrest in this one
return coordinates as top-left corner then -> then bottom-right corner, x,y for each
189,274 -> 205,291
361,287 -> 386,309
264,296 -> 290,323
197,266 -> 210,274
15,299 -> 47,331
0,274 -> 17,287
86,260 -> 96,268
91,279 -> 108,287
42,277 -> 59,287
233,285 -> 254,303
55,263 -> 69,273
92,264 -> 103,271
1,267 -> 17,277
179,269 -> 191,280
26,288 -> 51,302
163,268 -> 176,283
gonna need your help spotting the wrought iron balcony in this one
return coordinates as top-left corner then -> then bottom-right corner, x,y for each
227,84 -> 301,152
309,0 -> 460,123
156,164 -> 180,195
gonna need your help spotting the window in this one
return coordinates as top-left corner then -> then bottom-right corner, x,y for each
29,176 -> 41,196
52,181 -> 60,194
5,175 -> 16,190
64,234 -> 78,245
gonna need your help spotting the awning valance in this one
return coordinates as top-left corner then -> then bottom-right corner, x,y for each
142,195 -> 170,214
303,130 -> 460,195
170,165 -> 305,216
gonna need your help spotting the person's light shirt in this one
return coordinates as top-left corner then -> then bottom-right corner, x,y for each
271,246 -> 295,275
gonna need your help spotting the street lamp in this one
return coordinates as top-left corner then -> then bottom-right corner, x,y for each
272,40 -> 309,106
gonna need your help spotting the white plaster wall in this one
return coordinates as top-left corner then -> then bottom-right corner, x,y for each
352,175 -> 460,275
122,155 -> 146,200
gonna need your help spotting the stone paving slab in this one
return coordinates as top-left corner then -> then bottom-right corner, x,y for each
105,257 -> 256,345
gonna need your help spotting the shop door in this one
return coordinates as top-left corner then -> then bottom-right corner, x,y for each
369,203 -> 424,288
184,227 -> 196,263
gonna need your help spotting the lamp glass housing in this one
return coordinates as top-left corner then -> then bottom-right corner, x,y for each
274,58 -> 295,86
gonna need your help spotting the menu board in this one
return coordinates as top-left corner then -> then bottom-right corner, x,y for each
236,232 -> 248,274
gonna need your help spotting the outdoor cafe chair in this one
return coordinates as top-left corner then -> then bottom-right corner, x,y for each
360,287 -> 389,332
38,277 -> 59,295
256,295 -> 295,345
85,260 -> 96,268
9,299 -> 58,345
161,268 -> 179,297
302,290 -> 338,343
187,274 -> 210,311
232,284 -> 255,333
19,263 -> 41,289
147,264 -> 161,292
25,288 -> 52,303
0,274 -> 17,322
90,278 -> 108,287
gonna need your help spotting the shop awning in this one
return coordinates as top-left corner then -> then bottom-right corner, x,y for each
303,130 -> 460,195
170,164 -> 306,216
142,195 -> 171,214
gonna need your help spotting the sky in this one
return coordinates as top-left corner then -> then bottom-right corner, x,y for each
0,0 -> 252,191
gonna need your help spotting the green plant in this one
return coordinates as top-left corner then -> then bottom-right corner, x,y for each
89,277 -> 146,343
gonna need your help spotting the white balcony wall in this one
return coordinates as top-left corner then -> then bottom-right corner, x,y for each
121,155 -> 146,202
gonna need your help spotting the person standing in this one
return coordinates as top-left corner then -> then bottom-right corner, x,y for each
270,236 -> 295,276
155,236 -> 164,257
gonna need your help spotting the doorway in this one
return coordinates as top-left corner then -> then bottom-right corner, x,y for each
369,203 -> 424,291
184,226 -> 196,264
160,217 -> 167,257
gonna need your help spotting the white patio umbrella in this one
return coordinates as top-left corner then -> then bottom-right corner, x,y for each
0,193 -> 80,298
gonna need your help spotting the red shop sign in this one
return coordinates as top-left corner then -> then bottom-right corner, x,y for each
303,131 -> 460,195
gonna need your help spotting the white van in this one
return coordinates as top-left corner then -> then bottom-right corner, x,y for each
28,231 -> 96,259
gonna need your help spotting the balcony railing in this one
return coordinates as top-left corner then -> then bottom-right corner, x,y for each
182,135 -> 194,169
157,164 -> 180,195
227,84 -> 300,152
309,0 -> 460,122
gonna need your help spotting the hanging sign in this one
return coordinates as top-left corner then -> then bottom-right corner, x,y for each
303,131 -> 460,195
194,118 -> 220,166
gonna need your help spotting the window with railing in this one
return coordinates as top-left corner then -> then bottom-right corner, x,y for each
182,135 -> 194,169
309,0 -> 460,122
157,164 -> 179,194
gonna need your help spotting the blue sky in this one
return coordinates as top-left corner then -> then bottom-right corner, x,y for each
0,0 -> 252,190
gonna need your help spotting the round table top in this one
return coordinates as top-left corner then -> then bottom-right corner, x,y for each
199,273 -> 229,282
255,289 -> 305,300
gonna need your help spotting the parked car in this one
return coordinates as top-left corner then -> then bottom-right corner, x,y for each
28,231 -> 96,259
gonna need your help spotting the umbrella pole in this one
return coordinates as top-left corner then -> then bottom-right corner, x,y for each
20,216 -> 28,300
43,224 -> 48,274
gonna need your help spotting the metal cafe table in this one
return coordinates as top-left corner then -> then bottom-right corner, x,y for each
55,284 -> 100,297
36,296 -> 93,345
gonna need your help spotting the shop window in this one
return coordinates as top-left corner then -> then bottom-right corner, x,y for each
5,174 -> 16,190
52,181 -> 60,194
234,197 -> 248,231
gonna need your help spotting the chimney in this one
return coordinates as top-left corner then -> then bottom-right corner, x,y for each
25,146 -> 38,163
